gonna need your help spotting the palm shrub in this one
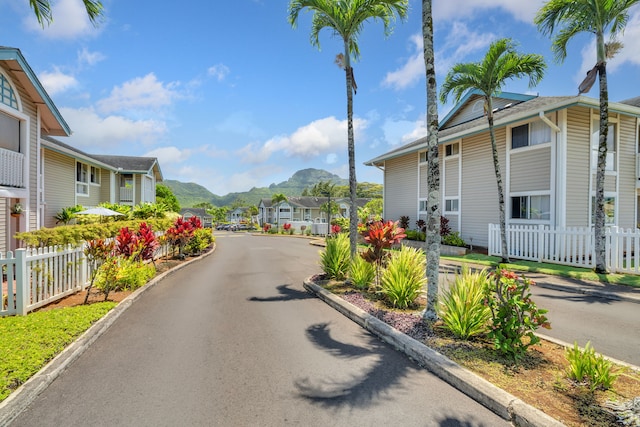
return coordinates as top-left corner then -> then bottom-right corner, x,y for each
438,265 -> 491,339
379,246 -> 426,309
320,233 -> 350,280
566,341 -> 619,391
484,268 -> 551,361
349,254 -> 376,290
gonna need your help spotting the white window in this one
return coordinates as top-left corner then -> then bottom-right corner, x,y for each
90,166 -> 100,184
591,122 -> 616,171
591,195 -> 616,225
511,120 -> 551,149
419,151 -> 427,163
419,199 -> 427,212
76,162 -> 88,195
511,195 -> 550,220
444,198 -> 459,213
445,143 -> 459,157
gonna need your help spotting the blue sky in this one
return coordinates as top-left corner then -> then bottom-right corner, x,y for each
1,0 -> 639,196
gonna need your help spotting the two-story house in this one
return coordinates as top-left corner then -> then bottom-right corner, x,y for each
365,91 -> 640,249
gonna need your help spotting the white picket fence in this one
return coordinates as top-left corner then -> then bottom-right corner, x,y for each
1,234 -> 171,317
488,224 -> 640,274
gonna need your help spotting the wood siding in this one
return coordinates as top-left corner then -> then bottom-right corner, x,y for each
565,107 -> 591,226
510,147 -> 551,192
384,154 -> 418,225
618,115 -> 637,228
43,150 -> 75,228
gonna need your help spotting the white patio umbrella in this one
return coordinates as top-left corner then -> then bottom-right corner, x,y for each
75,207 -> 125,221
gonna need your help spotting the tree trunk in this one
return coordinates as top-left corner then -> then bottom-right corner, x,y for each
594,61 -> 609,273
422,0 -> 440,322
486,107 -> 510,263
344,43 -> 358,258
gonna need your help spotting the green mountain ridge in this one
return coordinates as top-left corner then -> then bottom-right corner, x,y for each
162,168 -> 350,207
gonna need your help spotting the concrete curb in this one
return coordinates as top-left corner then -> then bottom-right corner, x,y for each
0,245 -> 217,427
303,278 -> 565,427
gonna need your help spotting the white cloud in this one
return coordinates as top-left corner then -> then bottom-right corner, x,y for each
434,0 -> 544,23
382,118 -> 427,146
143,146 -> 192,165
39,68 -> 78,96
208,64 -> 230,82
382,34 -> 424,90
97,73 -> 179,114
77,47 -> 106,67
25,0 -> 104,39
61,107 -> 167,149
237,116 -> 368,164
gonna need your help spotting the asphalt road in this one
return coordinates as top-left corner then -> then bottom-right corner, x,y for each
10,233 -> 508,427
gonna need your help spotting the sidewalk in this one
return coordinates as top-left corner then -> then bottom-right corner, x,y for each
438,258 -> 640,305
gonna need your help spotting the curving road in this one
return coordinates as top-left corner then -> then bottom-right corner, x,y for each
10,232 -> 508,427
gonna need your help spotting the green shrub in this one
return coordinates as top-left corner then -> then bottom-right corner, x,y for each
379,246 -> 426,309
186,228 -> 214,255
320,233 -> 351,280
349,254 -> 376,290
95,257 -> 155,297
566,341 -> 619,390
438,266 -> 491,339
442,231 -> 466,247
484,268 -> 551,361
405,229 -> 425,241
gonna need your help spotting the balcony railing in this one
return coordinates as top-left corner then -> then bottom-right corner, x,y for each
119,186 -> 133,203
0,147 -> 24,188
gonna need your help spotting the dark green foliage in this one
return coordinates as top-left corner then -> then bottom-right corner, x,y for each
156,184 -> 180,212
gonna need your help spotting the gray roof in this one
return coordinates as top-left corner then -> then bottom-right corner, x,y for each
180,208 -> 212,218
265,196 -> 371,209
620,96 -> 640,108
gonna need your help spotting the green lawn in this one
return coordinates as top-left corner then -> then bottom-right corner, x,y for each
0,302 -> 116,402
441,253 -> 640,288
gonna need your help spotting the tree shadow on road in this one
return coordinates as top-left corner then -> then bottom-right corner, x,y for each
247,284 -> 314,302
537,291 -> 615,305
294,322 -> 416,409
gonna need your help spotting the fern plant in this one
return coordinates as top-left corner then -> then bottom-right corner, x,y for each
379,246 -> 426,309
438,265 -> 491,339
320,233 -> 351,280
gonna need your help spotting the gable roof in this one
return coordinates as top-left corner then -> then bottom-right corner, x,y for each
180,208 -> 212,218
365,93 -> 640,166
0,47 -> 70,136
42,136 -> 163,181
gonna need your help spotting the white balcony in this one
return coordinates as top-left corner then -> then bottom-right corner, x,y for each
119,186 -> 133,203
0,147 -> 24,188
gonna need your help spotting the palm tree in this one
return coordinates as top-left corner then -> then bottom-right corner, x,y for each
288,0 -> 409,257
422,0 -> 440,322
439,38 -> 546,263
271,193 -> 288,232
535,0 -> 639,274
28,0 -> 103,26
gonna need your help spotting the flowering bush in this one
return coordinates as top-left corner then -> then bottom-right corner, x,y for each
360,220 -> 406,268
114,222 -> 159,262
484,269 -> 550,361
283,223 -> 291,231
165,217 -> 196,257
331,224 -> 341,234
263,223 -> 271,233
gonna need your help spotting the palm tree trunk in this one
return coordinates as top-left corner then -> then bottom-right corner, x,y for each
594,61 -> 609,273
344,43 -> 358,258
422,0 -> 440,322
487,110 -> 510,263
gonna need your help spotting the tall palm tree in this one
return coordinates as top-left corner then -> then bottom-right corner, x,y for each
535,0 -> 639,274
288,0 -> 409,257
439,38 -> 546,263
271,193 -> 288,232
29,0 -> 103,26
422,0 -> 440,322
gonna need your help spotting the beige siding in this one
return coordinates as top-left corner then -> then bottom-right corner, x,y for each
618,115 -> 637,228
135,175 -> 142,204
590,175 -> 617,193
100,169 -> 111,202
384,154 -> 418,225
510,147 -> 551,192
444,156 -> 459,196
444,214 -> 459,233
460,128 -> 506,247
419,163 -> 428,198
565,107 -> 591,226
43,150 -> 76,228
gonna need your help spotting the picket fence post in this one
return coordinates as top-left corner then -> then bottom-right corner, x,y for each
14,249 -> 28,316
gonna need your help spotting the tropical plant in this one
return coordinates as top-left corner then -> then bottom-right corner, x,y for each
379,246 -> 426,309
94,257 -> 155,297
185,228 -> 214,255
349,254 -> 376,290
437,266 -> 491,339
288,0 -> 409,257
360,220 -> 406,270
422,0 -> 441,322
566,341 -> 619,391
29,0 -> 103,26
271,193 -> 287,232
132,202 -> 167,219
54,205 -> 83,225
442,231 -> 466,247
484,268 -> 551,361
83,239 -> 115,304
319,232 -> 351,280
155,184 -> 180,213
535,0 -> 639,273
440,38 -> 546,263
398,216 -> 410,229
165,217 -> 196,258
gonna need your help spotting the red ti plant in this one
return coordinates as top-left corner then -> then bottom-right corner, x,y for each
115,227 -> 138,259
331,224 -> 341,234
360,220 -> 406,272
283,223 -> 292,231
263,223 -> 271,232
188,215 -> 202,229
165,217 -> 195,258
136,222 -> 159,263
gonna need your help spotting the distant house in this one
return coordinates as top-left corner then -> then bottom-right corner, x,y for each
365,90 -> 640,249
258,196 -> 370,227
41,137 -> 163,228
180,207 -> 213,228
